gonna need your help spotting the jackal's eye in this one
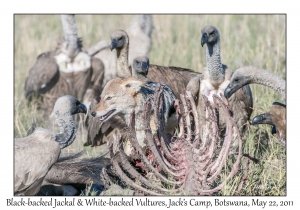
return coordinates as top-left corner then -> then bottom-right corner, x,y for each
106,96 -> 112,100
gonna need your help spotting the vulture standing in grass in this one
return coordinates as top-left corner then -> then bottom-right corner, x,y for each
224,66 -> 286,146
109,29 -> 200,100
14,95 -> 87,196
187,25 -> 253,135
88,15 -> 154,85
24,15 -> 104,117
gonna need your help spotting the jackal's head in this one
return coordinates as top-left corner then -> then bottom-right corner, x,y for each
91,77 -> 146,122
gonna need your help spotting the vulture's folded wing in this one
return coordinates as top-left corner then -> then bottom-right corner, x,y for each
14,129 -> 60,195
24,51 -> 59,99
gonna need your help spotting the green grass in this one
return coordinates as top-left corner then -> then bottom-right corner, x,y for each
14,14 -> 286,195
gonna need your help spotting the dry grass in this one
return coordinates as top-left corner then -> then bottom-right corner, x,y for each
14,14 -> 286,195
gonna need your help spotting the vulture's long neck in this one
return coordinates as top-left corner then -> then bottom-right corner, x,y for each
206,38 -> 225,85
61,15 -> 80,59
247,67 -> 286,99
55,111 -> 76,149
116,40 -> 132,78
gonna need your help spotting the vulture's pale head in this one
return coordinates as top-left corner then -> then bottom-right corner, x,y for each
110,29 -> 129,51
54,95 -> 87,116
224,69 -> 252,99
201,25 -> 220,47
132,55 -> 149,77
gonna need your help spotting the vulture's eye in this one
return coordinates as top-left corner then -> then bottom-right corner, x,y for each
118,37 -> 123,41
76,101 -> 81,105
210,31 -> 215,35
106,96 -> 112,100
234,78 -> 239,83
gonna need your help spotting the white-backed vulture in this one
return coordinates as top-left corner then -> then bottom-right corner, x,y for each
224,66 -> 286,100
109,29 -> 200,100
14,95 -> 87,196
36,152 -> 111,196
132,55 -> 150,81
24,15 -> 104,117
223,66 -> 286,146
91,77 -> 176,153
186,25 -> 253,134
251,102 -> 286,146
89,15 -> 154,85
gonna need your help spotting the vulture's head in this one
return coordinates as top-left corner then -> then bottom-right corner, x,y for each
132,55 -> 149,77
54,95 -> 87,117
201,25 -> 220,47
224,68 -> 252,99
110,29 -> 129,51
251,112 -> 274,126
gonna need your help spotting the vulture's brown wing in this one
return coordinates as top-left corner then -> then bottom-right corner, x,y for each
90,57 -> 105,88
24,51 -> 59,99
270,102 -> 286,139
14,128 -> 61,196
42,153 -> 111,188
147,65 -> 201,99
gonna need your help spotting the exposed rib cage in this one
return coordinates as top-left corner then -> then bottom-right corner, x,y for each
102,85 -> 243,195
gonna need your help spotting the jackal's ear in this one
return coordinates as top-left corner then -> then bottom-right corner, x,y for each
122,79 -> 145,96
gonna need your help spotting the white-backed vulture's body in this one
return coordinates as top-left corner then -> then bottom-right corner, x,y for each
110,29 -> 201,100
91,77 -> 176,155
187,25 -> 253,134
90,15 -> 154,85
223,66 -> 286,146
14,95 -> 87,196
24,15 -> 104,117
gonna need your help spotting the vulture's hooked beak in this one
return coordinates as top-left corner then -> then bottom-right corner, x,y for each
271,126 -> 277,135
141,61 -> 149,72
224,84 -> 233,99
251,113 -> 273,125
73,103 -> 87,115
201,33 -> 208,47
110,39 -> 118,51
